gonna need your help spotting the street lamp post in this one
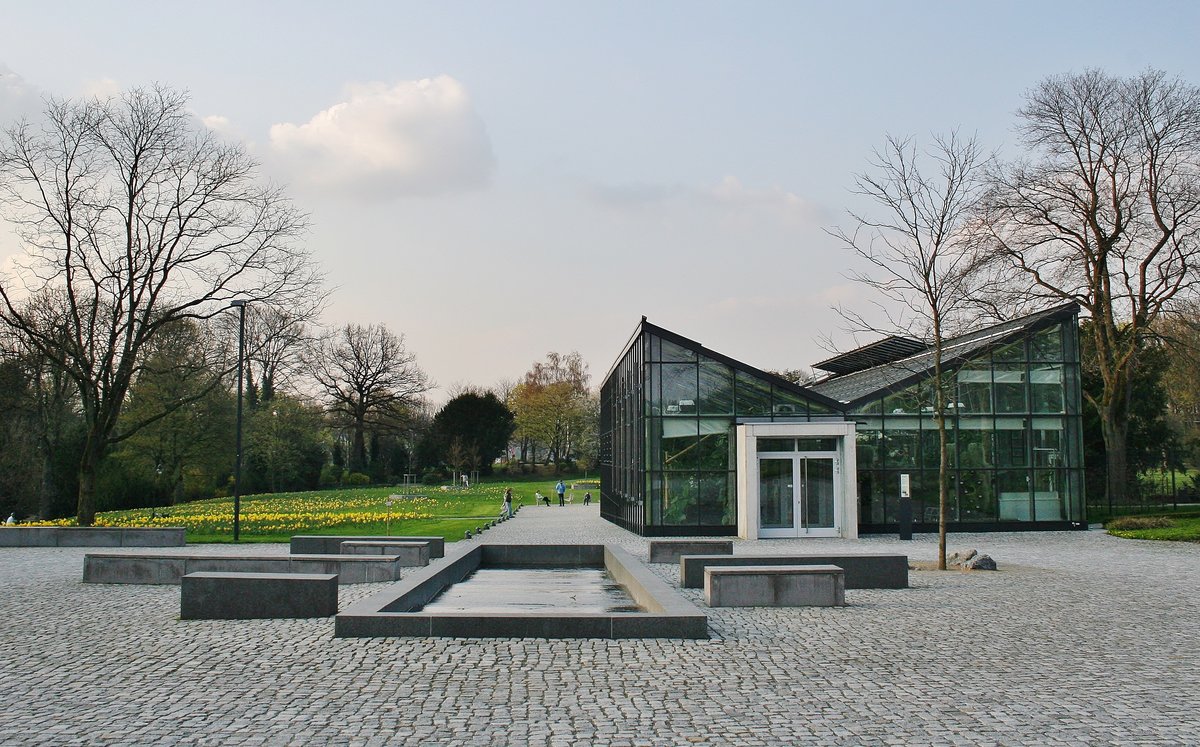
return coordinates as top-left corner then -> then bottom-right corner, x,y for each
230,299 -> 248,542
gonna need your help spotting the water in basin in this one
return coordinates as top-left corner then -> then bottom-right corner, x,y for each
421,567 -> 642,614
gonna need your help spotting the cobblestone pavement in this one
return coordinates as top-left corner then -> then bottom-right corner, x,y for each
1,504 -> 1197,745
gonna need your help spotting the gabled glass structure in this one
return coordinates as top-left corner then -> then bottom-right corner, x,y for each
599,318 -> 846,536
810,303 -> 1086,532
600,304 -> 1087,538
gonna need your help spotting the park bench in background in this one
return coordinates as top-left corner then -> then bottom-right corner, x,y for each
680,553 -> 908,589
181,572 -> 337,619
648,539 -> 733,564
704,565 -> 845,607
289,535 -> 444,558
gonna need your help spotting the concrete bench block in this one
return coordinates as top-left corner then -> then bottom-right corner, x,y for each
0,527 -> 186,547
181,572 -> 338,619
288,555 -> 403,583
290,535 -> 445,558
84,554 -> 188,584
648,540 -> 734,564
85,553 -> 403,585
0,528 -> 58,547
681,553 -> 908,590
704,565 -> 845,607
340,541 -> 430,566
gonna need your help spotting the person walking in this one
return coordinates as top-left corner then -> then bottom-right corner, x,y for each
503,487 -> 513,518
556,479 -> 566,506
583,491 -> 592,506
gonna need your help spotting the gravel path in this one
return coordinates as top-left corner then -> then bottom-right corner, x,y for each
0,505 -> 1196,746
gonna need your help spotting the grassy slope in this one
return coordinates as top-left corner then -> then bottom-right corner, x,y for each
32,475 -> 591,544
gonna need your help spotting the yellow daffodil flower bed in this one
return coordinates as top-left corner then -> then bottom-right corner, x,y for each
25,483 -> 559,540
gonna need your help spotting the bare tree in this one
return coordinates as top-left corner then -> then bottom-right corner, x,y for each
309,323 -> 431,474
238,304 -> 317,404
0,86 -> 319,524
830,131 -> 989,569
979,69 -> 1200,506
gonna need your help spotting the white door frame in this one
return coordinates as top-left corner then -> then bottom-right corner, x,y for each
736,421 -> 858,539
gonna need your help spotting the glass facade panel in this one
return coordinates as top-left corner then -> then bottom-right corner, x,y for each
957,363 -> 992,413
662,363 -> 697,414
696,426 -> 732,471
921,428 -> 955,469
1030,326 -> 1063,361
698,360 -> 734,415
855,421 -> 883,468
735,370 -> 772,417
997,469 -> 1031,519
1030,365 -> 1064,413
662,419 -> 698,471
659,337 -> 696,362
662,473 -> 698,525
958,469 -> 996,521
883,418 -> 919,468
796,438 -> 837,451
994,418 -> 1028,467
698,472 -> 734,525
994,365 -> 1027,413
772,386 -> 810,417
859,469 -> 886,524
758,438 -> 794,452
884,384 -> 925,414
994,340 -> 1025,362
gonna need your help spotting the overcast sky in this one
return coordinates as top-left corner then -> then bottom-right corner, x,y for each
3,1 -> 1199,401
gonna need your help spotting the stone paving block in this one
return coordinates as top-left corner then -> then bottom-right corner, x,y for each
4,509 -> 1200,745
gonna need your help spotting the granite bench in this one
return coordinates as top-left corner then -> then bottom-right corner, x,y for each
83,553 -> 405,585
704,565 -> 845,607
339,540 -> 431,566
648,539 -> 733,564
0,527 -> 186,547
680,553 -> 908,589
181,572 -> 338,619
289,535 -> 444,558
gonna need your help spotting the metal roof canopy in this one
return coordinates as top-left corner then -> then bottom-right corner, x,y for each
812,336 -> 928,375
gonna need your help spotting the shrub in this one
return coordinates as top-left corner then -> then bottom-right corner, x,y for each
1106,515 -> 1176,530
319,464 -> 344,487
345,472 -> 371,486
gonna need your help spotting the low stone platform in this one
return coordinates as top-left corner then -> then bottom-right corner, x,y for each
680,553 -> 907,589
181,572 -> 338,619
290,535 -> 444,558
704,564 -> 846,607
0,527 -> 186,547
648,539 -> 733,563
340,540 -> 431,566
83,553 -> 405,585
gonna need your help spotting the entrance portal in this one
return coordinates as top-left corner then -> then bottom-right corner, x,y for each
758,454 -> 838,537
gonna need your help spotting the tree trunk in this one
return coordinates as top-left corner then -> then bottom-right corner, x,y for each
350,419 -> 367,473
934,339 -> 949,571
77,442 -> 102,526
1101,412 -> 1130,509
38,450 -> 57,521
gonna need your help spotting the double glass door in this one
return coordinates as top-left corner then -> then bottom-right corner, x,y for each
759,455 -> 838,537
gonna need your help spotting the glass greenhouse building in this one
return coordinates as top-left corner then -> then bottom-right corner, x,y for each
599,304 -> 1086,537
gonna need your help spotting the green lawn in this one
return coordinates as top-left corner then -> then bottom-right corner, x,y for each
30,475 -> 589,543
1105,512 -> 1200,542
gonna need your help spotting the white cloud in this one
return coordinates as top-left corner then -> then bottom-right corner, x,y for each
203,114 -> 231,131
0,65 -> 41,124
80,77 -> 121,98
268,76 -> 495,198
